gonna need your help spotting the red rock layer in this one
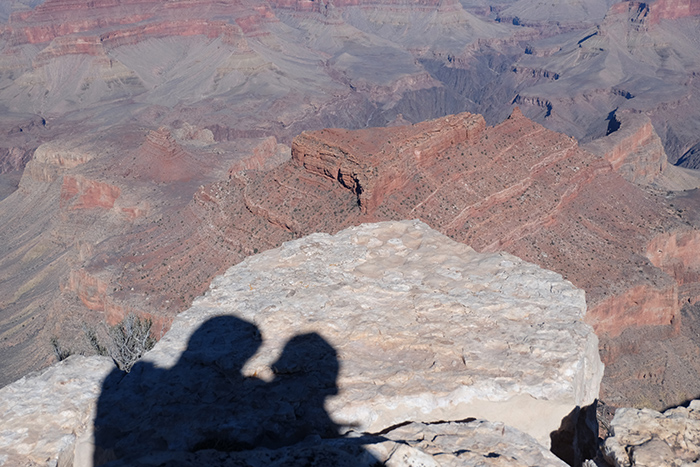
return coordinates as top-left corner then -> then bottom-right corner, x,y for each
291,112 -> 485,214
3,0 -> 276,46
60,175 -> 121,210
270,0 -> 448,12
606,0 -> 700,27
647,230 -> 700,303
583,114 -> 667,186
650,0 -> 700,22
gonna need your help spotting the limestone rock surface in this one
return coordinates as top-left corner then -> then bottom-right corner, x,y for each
0,220 -> 602,465
135,219 -> 602,448
0,356 -> 115,467
374,420 -> 570,467
604,400 -> 700,467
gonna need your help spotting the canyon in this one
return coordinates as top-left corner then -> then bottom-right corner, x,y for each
0,0 -> 700,447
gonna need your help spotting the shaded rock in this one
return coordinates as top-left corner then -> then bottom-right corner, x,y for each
99,420 -> 569,467
603,400 -> 700,466
375,420 -> 570,467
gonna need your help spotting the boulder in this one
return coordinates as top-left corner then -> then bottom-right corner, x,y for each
604,400 -> 700,467
0,220 -> 603,466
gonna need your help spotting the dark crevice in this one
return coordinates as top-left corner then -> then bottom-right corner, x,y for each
370,417 -> 477,437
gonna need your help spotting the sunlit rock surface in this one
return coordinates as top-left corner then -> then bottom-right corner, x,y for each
0,220 -> 601,466
604,400 -> 700,467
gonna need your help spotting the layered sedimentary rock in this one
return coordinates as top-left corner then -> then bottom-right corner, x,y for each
0,220 -> 598,466
507,0 -> 700,162
603,400 -> 700,466
0,0 -> 525,387
582,113 -> 669,188
62,108 -> 696,411
0,124 -> 260,386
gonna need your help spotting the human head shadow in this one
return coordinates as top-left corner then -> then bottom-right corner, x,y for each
93,315 -> 380,465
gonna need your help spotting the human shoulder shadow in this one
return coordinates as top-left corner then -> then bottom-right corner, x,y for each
93,315 -> 382,465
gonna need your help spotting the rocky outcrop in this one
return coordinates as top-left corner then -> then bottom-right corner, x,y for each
132,128 -> 199,183
291,112 -> 485,213
0,220 -> 601,466
582,113 -> 667,187
3,0 -> 275,46
583,112 -> 700,190
647,229 -> 700,304
648,0 -> 700,23
0,356 -> 115,467
603,400 -> 700,466
227,136 -> 291,175
73,108 -> 692,411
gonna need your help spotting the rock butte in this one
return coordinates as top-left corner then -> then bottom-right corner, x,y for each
0,220 -> 599,466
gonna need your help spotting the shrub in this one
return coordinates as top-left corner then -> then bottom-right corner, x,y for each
85,313 -> 156,373
50,337 -> 71,362
108,313 -> 156,372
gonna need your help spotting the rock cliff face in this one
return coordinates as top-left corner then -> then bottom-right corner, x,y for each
0,220 -> 599,467
291,112 -> 485,213
582,113 -> 668,187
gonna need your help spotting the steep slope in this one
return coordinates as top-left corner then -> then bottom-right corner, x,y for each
0,124 -> 289,386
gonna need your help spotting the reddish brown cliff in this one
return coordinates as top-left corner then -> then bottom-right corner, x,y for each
291,113 -> 485,213
132,128 -> 199,183
649,0 -> 700,22
583,114 -> 667,186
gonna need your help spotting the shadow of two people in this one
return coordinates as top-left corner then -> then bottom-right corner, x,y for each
93,315 -> 378,465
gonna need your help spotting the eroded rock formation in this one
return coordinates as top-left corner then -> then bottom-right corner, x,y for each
53,108 -> 696,412
0,220 -> 598,466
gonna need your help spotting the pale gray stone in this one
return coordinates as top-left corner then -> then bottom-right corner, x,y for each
0,356 -> 115,467
165,219 -> 602,446
604,401 -> 700,467
0,220 -> 603,466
